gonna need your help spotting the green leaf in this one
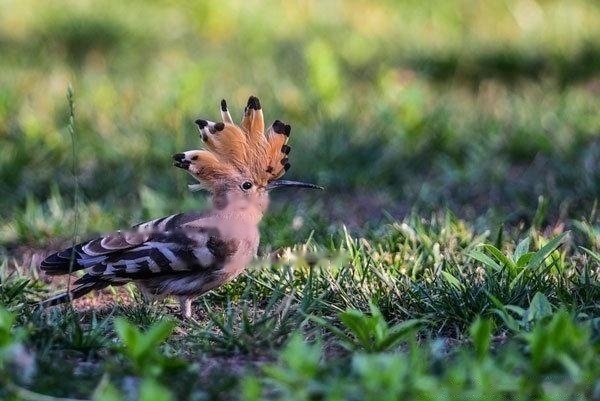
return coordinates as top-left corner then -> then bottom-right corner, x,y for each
0,307 -> 15,348
92,378 -> 124,401
557,353 -> 582,378
377,319 -> 422,351
513,237 -> 531,263
307,314 -> 354,347
492,308 -> 519,332
487,293 -> 521,332
523,292 -> 553,323
469,317 -> 492,360
468,250 -> 502,272
508,268 -> 528,290
340,310 -> 375,348
369,302 -> 389,342
113,318 -> 177,376
441,271 -> 464,291
526,309 -> 579,371
140,378 -> 173,401
482,244 -> 516,271
526,232 -> 568,270
580,246 -> 600,264
515,252 -> 534,268
241,377 -> 263,401
114,318 -> 140,356
279,334 -> 321,376
137,320 -> 175,356
505,305 -> 526,316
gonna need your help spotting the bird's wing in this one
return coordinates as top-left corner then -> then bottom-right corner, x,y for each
41,211 -> 211,275
71,226 -> 239,286
132,211 -> 207,232
40,223 -> 239,306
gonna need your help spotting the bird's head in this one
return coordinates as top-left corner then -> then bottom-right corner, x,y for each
173,96 -> 322,213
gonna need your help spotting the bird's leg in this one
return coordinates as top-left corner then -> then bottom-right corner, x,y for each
179,297 -> 193,319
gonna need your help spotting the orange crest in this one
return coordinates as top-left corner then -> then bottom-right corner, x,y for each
189,96 -> 291,191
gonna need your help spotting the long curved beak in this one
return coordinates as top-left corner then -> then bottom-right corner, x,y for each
266,180 -> 324,191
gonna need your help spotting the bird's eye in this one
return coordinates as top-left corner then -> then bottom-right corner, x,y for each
241,181 -> 253,190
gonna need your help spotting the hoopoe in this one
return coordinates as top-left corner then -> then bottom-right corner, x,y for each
40,96 -> 321,318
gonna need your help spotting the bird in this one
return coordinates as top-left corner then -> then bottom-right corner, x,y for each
40,96 -> 322,318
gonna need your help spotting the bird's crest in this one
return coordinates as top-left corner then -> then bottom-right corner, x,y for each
188,96 -> 291,191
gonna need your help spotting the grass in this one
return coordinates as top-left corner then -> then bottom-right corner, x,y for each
2,216 -> 600,400
1,0 -> 600,400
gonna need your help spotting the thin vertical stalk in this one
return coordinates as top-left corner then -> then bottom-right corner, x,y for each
66,84 -> 79,304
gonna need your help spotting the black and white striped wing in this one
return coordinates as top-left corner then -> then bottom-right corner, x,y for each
41,211 -> 206,275
131,211 -> 206,232
40,225 -> 238,306
40,211 -> 241,306
72,227 -> 239,284
42,227 -> 237,280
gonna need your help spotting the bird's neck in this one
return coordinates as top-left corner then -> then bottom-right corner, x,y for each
209,193 -> 267,226
211,209 -> 264,225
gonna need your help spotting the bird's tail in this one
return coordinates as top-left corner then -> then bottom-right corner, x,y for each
40,245 -> 86,275
40,281 -> 109,307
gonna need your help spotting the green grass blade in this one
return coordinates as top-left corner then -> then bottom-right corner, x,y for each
482,244 -> 516,271
526,232 -> 569,269
468,250 -> 502,272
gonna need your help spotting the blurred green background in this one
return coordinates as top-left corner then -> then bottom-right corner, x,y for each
0,0 -> 599,245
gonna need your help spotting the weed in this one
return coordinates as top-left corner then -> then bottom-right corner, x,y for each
310,302 -> 422,352
113,317 -> 182,377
